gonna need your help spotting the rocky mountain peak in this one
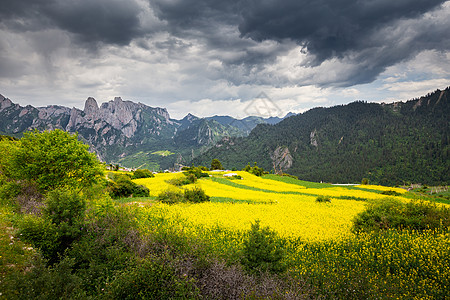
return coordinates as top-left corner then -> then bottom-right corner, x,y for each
84,97 -> 99,116
0,95 -> 13,111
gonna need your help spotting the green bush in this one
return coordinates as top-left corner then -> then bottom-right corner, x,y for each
241,220 -> 286,275
16,214 -> 60,261
243,162 -> 266,177
108,174 -> 149,198
17,189 -> 88,263
133,169 -> 154,179
157,187 -> 210,204
157,189 -> 185,204
3,129 -> 103,192
104,256 -> 199,299
211,159 -> 223,170
184,186 -> 210,203
167,168 -> 209,187
0,181 -> 22,204
316,195 -> 331,203
281,173 -> 298,179
0,256 -> 86,299
183,167 -> 209,179
167,174 -> 197,186
352,198 -> 450,233
380,190 -> 402,196
44,188 -> 86,228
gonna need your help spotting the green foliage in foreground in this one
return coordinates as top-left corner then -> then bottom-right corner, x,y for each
241,220 -> 287,275
1,129 -> 103,192
16,189 -> 86,264
352,198 -> 450,232
2,192 -> 450,299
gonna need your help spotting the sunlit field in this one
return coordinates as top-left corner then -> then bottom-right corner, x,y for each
134,171 -> 410,242
130,171 -> 450,298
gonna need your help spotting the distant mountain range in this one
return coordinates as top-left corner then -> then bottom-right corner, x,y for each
0,94 -> 290,170
194,87 -> 450,186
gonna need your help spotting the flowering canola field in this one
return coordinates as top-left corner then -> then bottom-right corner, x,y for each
135,171 -> 409,242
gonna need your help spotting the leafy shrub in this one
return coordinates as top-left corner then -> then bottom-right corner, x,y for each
104,256 -> 200,299
0,256 -> 86,299
157,187 -> 210,204
4,129 -> 103,192
44,188 -> 86,228
133,169 -> 154,179
352,198 -> 450,233
281,173 -> 298,179
0,181 -> 22,203
184,186 -> 210,203
211,159 -> 223,170
229,175 -> 242,180
17,189 -> 87,263
316,195 -> 331,203
241,220 -> 286,275
380,190 -> 402,196
183,167 -> 209,179
16,214 -> 60,261
167,167 -> 209,187
167,174 -> 197,186
66,206 -> 142,294
361,178 -> 370,185
243,162 -> 266,177
157,189 -> 185,204
108,174 -> 149,198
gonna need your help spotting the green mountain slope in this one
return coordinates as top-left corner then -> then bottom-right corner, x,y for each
194,88 -> 450,186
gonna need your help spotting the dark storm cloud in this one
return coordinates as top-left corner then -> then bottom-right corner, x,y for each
150,0 -> 449,86
0,0 -> 144,46
238,0 -> 447,64
1,0 -> 448,88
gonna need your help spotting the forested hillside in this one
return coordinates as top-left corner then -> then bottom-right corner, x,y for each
194,88 -> 450,186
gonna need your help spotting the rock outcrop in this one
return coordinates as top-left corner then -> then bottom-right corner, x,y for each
0,95 -> 178,161
270,146 -> 293,173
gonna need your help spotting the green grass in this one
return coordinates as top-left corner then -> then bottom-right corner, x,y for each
211,197 -> 276,205
152,150 -> 174,157
0,205 -> 36,278
118,151 -> 160,170
263,174 -> 335,189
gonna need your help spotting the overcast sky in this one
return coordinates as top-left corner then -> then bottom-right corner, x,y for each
1,0 -> 449,119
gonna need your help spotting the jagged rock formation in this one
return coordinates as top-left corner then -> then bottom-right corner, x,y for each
0,96 -> 177,160
270,146 -> 293,173
0,94 -> 286,167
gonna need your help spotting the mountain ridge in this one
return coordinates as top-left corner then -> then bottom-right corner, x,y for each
193,87 -> 450,185
0,94 -> 286,169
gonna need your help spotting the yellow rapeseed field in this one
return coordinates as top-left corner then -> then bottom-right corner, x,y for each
135,171 -> 409,242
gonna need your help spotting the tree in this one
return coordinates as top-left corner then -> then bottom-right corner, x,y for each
241,220 -> 286,274
5,129 -> 103,192
210,158 -> 223,170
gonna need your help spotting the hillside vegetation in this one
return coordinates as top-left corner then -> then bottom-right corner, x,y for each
195,88 -> 450,186
1,131 -> 449,299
